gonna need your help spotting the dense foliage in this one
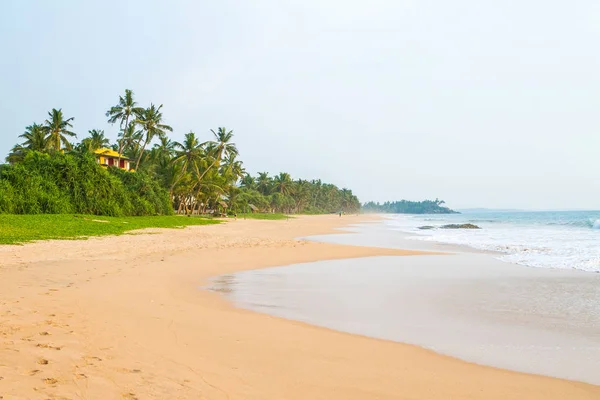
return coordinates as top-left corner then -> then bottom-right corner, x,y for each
362,199 -> 457,214
237,173 -> 360,214
2,89 -> 360,216
0,152 -> 172,216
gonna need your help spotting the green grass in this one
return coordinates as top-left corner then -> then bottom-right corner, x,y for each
0,214 -> 221,245
235,213 -> 290,220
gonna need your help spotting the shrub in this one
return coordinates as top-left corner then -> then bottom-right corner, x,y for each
0,151 -> 173,216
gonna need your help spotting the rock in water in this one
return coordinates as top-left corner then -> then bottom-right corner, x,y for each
418,226 -> 436,230
441,223 -> 481,229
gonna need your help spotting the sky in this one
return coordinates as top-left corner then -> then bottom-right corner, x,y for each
1,0 -> 600,210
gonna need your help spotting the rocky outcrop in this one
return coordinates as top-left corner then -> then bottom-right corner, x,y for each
441,223 -> 481,229
417,226 -> 436,230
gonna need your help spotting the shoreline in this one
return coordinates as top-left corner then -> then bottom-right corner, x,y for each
0,215 -> 598,399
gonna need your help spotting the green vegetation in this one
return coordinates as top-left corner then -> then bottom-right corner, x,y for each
3,89 -> 361,218
235,173 -> 360,214
0,152 -> 171,216
362,199 -> 458,214
0,214 -> 220,245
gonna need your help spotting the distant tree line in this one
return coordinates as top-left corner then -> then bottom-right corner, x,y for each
1,89 -> 361,216
362,199 -> 458,214
238,174 -> 360,214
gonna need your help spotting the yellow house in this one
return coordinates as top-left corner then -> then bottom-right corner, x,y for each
94,148 -> 132,171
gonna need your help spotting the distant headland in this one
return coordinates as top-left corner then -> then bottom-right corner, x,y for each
362,199 -> 458,214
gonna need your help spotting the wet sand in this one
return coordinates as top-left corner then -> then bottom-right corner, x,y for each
216,255 -> 600,384
0,215 -> 599,399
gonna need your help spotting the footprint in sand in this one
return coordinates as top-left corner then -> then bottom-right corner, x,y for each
119,368 -> 142,374
44,377 -> 58,385
83,355 -> 103,366
36,343 -> 62,350
38,358 -> 49,365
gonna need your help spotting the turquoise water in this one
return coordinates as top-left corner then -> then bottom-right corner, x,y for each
386,210 -> 600,272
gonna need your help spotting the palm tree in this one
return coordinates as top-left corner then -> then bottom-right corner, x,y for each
209,127 -> 238,165
293,179 -> 311,212
81,129 -> 110,152
119,123 -> 142,157
5,123 -> 47,163
221,153 -> 245,184
256,172 -> 272,195
170,131 -> 205,193
310,179 -> 323,208
6,144 -> 26,164
240,174 -> 256,190
134,104 -> 173,170
273,172 -> 293,195
19,123 -> 48,151
151,135 -> 175,161
106,89 -> 144,161
42,108 -> 76,152
189,127 -> 238,185
148,136 -> 176,188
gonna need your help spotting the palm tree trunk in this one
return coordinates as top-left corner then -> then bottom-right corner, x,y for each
170,159 -> 189,195
135,138 -> 148,171
117,115 -> 129,163
196,157 -> 219,183
133,130 -> 146,169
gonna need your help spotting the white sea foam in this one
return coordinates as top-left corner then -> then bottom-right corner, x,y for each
385,212 -> 600,272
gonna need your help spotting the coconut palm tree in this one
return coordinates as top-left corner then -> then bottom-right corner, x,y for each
293,179 -> 311,212
170,131 -> 206,193
256,172 -> 272,195
189,127 -> 238,186
5,123 -> 47,163
147,136 -> 177,188
42,108 -> 76,152
209,127 -> 238,165
151,135 -> 175,162
134,104 -> 173,170
106,89 -> 144,161
19,123 -> 48,151
6,144 -> 26,164
119,123 -> 142,158
220,153 -> 245,184
273,172 -> 293,195
81,129 -> 110,152
240,174 -> 256,191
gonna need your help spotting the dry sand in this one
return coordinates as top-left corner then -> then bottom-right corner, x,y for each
0,214 -> 598,399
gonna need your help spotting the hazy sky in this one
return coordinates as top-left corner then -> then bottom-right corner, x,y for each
2,0 -> 599,209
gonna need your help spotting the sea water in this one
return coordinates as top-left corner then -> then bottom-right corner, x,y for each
209,212 -> 600,384
386,210 -> 600,272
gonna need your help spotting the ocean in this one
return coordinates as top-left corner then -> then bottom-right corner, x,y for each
209,213 -> 600,384
387,210 -> 600,272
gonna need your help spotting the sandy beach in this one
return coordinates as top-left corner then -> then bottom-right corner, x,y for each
1,215 -> 599,400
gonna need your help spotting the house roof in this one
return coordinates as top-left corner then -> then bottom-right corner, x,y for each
94,148 -> 130,160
